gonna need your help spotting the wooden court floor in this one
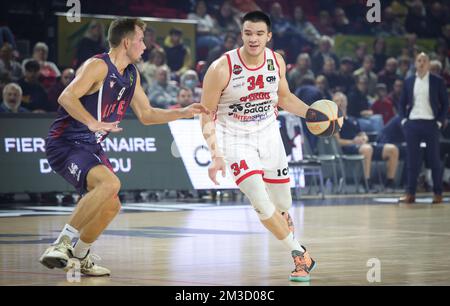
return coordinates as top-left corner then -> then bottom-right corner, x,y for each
1,200 -> 450,286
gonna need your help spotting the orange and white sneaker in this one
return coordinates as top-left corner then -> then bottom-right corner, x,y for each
282,212 -> 295,235
289,247 -> 316,282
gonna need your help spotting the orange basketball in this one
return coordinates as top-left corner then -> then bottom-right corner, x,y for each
305,100 -> 344,137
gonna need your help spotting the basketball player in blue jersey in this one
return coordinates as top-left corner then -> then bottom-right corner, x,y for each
39,18 -> 208,276
200,11 -> 316,281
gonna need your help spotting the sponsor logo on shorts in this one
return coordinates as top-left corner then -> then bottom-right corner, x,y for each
68,163 -> 81,182
233,64 -> 242,75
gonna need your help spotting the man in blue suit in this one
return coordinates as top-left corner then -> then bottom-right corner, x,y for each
399,52 -> 449,204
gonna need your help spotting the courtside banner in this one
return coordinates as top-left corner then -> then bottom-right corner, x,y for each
169,119 -> 237,190
0,114 -> 192,193
168,119 -> 298,190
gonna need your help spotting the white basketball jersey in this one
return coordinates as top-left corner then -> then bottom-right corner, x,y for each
216,47 -> 280,135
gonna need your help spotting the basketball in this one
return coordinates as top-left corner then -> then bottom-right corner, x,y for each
305,99 -> 344,137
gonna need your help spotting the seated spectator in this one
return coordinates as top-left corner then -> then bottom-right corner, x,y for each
405,0 -> 428,38
169,87 -> 194,109
378,57 -> 399,92
147,66 -> 179,109
371,6 -> 406,36
188,0 -> 221,59
0,83 -> 29,113
140,48 -> 170,92
215,1 -> 241,35
373,37 -> 388,73
74,21 -> 107,68
47,68 -> 75,112
315,11 -> 335,36
23,42 -> 61,90
376,115 -> 406,159
387,78 -> 404,112
353,55 -> 378,97
333,7 -> 352,34
0,43 -> 22,81
371,83 -> 396,124
336,56 -> 355,94
347,76 -> 384,133
295,77 -> 323,151
315,75 -> 332,100
311,36 -> 339,75
0,72 -> 12,95
204,32 -> 237,77
18,60 -> 49,112
397,55 -> 411,79
291,6 -> 321,47
287,53 -> 315,92
269,2 -> 294,52
430,59 -> 443,76
354,42 -> 368,69
164,28 -> 192,78
0,26 -> 16,49
322,57 -> 340,91
180,70 -> 202,103
333,92 -> 399,191
141,27 -> 161,63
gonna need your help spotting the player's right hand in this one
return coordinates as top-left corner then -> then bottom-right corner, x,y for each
88,121 -> 123,134
208,157 -> 226,185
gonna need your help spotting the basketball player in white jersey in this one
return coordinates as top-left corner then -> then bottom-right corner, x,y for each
200,11 -> 316,282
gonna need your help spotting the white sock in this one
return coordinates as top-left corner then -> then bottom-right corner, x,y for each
73,239 -> 92,259
54,224 -> 79,245
281,232 -> 304,252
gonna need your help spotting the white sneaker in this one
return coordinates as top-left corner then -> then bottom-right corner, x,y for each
70,252 -> 111,277
39,235 -> 73,269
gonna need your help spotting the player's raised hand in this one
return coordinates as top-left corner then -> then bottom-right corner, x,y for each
181,103 -> 210,118
208,157 -> 226,185
88,121 -> 123,134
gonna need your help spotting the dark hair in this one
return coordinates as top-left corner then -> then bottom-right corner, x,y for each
241,11 -> 271,32
24,60 -> 40,72
178,87 -> 193,96
108,18 -> 146,48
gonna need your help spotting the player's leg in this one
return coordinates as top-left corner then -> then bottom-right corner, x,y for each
68,165 -> 121,234
265,182 -> 294,233
259,124 -> 316,281
40,142 -> 119,272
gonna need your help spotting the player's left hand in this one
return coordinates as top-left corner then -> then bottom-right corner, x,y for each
181,103 -> 210,118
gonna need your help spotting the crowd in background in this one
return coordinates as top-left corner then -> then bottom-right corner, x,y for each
1,0 -> 450,192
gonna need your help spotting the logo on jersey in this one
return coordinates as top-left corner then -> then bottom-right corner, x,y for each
110,80 -> 116,88
228,103 -> 244,115
129,74 -> 134,85
267,59 -> 275,71
233,64 -> 243,75
266,76 -> 277,84
239,92 -> 271,103
117,87 -> 126,101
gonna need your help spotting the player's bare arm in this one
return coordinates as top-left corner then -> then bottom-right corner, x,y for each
58,58 -> 122,134
131,73 -> 209,125
200,56 -> 229,185
275,52 -> 310,118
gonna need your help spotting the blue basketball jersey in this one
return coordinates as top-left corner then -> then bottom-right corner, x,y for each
48,53 -> 138,144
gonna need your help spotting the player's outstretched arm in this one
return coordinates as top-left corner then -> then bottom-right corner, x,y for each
199,57 -> 229,185
131,73 -> 209,125
58,59 -> 122,133
275,52 -> 310,118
